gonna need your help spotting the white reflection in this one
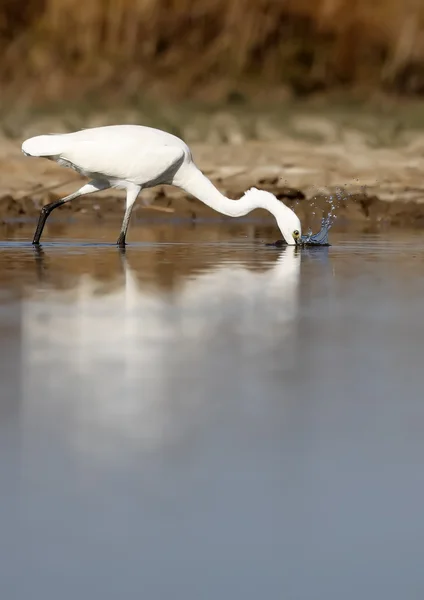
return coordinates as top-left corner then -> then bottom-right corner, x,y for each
21,247 -> 300,461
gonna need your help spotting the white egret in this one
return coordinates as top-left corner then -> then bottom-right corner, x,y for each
22,125 -> 302,246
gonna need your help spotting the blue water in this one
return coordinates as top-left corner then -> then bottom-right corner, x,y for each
1,224 -> 424,600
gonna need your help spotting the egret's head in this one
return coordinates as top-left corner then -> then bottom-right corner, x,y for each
244,188 -> 301,245
276,204 -> 302,246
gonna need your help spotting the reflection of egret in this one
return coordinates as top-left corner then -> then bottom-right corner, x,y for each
32,246 -> 47,282
21,246 -> 301,461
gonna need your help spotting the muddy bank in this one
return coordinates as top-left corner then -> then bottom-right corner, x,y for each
1,132 -> 424,229
2,187 -> 424,231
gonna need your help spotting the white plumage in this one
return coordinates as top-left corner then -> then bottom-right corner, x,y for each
22,124 -> 301,246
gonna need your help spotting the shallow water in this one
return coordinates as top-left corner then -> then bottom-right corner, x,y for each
1,223 -> 424,600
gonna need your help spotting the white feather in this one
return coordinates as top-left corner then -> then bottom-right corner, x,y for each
22,124 -> 301,245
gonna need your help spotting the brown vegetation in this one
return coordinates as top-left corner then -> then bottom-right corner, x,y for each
1,0 -> 424,105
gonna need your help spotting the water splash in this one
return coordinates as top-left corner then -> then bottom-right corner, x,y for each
267,188 -> 343,247
299,214 -> 332,246
266,214 -> 332,247
299,189 -> 341,246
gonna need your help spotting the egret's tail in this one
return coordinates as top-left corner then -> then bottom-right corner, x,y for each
22,134 -> 66,157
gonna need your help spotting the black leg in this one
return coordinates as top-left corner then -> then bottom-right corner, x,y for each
32,181 -> 110,245
32,198 -> 70,245
116,231 -> 126,247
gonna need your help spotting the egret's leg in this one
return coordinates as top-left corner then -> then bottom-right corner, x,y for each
32,180 -> 110,245
116,185 -> 141,247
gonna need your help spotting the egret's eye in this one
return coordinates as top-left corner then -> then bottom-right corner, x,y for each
293,230 -> 300,238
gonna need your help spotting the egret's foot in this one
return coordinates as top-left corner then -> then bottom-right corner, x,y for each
116,233 -> 126,247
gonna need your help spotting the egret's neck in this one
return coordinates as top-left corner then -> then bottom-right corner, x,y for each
176,165 -> 277,218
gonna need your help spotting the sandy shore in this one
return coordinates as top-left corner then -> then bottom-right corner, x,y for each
2,129 -> 424,229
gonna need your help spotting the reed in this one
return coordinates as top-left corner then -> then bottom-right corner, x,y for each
1,0 -> 424,103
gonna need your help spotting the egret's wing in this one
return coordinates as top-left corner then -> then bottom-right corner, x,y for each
59,141 -> 186,185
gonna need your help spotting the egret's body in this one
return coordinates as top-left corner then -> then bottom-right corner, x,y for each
22,125 -> 301,246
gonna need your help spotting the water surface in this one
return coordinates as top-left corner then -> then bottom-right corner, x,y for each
1,223 -> 424,600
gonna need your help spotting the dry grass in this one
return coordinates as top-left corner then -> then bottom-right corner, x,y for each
2,0 -> 424,104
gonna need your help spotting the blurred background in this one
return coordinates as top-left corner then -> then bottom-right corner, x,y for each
1,0 -> 424,124
2,0 -> 424,101
1,0 -> 424,227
